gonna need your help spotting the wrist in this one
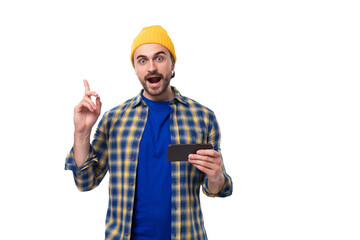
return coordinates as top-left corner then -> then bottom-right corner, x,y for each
208,170 -> 225,183
73,131 -> 91,168
207,172 -> 225,195
74,130 -> 91,143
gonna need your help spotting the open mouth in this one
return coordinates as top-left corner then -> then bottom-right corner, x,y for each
146,76 -> 161,84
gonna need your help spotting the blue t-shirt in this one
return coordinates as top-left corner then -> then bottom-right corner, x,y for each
131,95 -> 172,239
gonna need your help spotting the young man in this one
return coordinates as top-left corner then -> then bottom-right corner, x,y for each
65,25 -> 233,240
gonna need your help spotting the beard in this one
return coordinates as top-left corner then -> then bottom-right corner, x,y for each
140,70 -> 172,98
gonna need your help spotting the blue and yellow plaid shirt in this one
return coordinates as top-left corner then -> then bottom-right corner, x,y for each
65,87 -> 233,240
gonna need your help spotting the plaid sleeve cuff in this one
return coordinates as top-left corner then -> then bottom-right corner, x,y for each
202,172 -> 233,197
64,145 -> 98,173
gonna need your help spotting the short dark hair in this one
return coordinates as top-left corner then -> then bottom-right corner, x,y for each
170,53 -> 175,79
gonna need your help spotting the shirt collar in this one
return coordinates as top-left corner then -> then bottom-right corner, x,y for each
131,86 -> 188,108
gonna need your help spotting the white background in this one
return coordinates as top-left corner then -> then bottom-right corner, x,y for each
1,0 -> 359,239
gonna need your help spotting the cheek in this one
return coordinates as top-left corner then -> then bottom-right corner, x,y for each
160,63 -> 173,74
135,68 -> 146,79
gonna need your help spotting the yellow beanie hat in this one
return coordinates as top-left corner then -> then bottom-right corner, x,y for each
131,25 -> 176,65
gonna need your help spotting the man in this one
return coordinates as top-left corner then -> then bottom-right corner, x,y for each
65,25 -> 233,240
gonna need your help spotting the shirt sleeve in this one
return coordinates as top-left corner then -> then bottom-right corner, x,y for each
64,113 -> 110,192
202,112 -> 233,197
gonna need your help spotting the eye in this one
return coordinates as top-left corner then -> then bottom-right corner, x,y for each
138,58 -> 146,64
155,56 -> 163,61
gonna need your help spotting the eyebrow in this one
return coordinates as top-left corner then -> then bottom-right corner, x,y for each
154,51 -> 167,56
136,51 -> 167,60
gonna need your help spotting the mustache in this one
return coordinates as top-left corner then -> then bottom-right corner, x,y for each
145,71 -> 164,80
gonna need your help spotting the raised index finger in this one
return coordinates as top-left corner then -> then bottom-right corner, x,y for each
83,79 -> 90,92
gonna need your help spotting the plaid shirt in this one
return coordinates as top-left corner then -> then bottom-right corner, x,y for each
65,87 -> 233,240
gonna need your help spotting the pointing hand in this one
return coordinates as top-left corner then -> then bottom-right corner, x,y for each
73,79 -> 102,136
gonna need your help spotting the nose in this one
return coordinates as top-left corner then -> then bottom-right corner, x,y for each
148,60 -> 157,73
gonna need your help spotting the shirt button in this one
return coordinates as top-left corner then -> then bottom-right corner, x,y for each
125,233 -> 129,237
128,207 -> 131,211
130,182 -> 134,186
131,158 -> 135,162
136,135 -> 140,139
142,116 -> 145,120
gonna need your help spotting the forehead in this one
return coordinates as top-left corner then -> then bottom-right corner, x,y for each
133,43 -> 170,58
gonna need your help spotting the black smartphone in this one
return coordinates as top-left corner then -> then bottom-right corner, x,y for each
166,144 -> 213,162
